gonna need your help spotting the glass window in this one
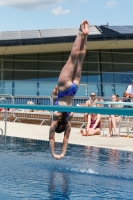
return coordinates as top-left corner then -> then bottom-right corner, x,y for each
0,56 -> 1,69
14,54 -> 38,70
3,71 -> 13,80
39,52 -> 63,71
80,72 -> 100,83
100,50 -> 112,72
39,82 -> 56,96
101,72 -> 113,83
39,61 -> 62,71
4,81 -> 13,94
112,49 -> 133,72
39,72 -> 59,82
114,73 -> 133,84
76,84 -> 88,96
86,51 -> 100,72
102,84 -> 113,97
87,72 -> 100,83
115,84 -> 128,97
3,55 -> 14,70
14,71 -> 38,80
14,81 -> 37,95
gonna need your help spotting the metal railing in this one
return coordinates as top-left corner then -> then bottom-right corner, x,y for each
12,96 -> 52,125
0,97 -> 7,143
0,94 -> 132,138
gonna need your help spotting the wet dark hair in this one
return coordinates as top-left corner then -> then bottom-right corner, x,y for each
55,122 -> 66,133
55,112 -> 68,133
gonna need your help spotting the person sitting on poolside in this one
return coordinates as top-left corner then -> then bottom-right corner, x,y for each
80,113 -> 101,136
122,93 -> 131,108
49,20 -> 89,159
24,101 -> 34,112
96,95 -> 104,107
84,92 -> 97,122
107,94 -> 121,137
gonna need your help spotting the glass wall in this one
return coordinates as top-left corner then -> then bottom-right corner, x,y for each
0,49 -> 133,97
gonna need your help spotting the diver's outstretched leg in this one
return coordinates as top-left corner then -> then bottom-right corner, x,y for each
72,22 -> 89,86
58,20 -> 89,90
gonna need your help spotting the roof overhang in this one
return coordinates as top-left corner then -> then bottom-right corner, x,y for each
0,39 -> 133,55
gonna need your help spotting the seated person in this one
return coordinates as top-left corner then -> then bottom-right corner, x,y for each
80,113 -> 101,136
107,94 -> 121,137
84,92 -> 97,122
96,95 -> 104,107
24,101 -> 34,112
27,101 -> 34,105
123,93 -> 131,108
116,94 -> 122,102
122,91 -> 127,102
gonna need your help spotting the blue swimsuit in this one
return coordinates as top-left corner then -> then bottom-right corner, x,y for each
55,82 -> 78,120
55,82 -> 78,105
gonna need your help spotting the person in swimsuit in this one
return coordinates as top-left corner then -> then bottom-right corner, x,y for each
107,94 -> 121,137
84,92 -> 98,123
80,113 -> 101,136
49,20 -> 89,159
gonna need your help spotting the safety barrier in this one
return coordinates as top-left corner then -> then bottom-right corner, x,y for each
0,95 -> 128,129
0,94 -> 14,104
13,95 -> 89,126
13,95 -> 52,105
13,110 -> 52,125
13,96 -> 52,125
0,95 -> 15,122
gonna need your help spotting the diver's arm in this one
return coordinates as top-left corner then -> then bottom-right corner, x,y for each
49,121 -> 57,157
60,122 -> 71,158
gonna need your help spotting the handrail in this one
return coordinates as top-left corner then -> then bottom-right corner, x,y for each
0,98 -> 7,144
96,101 -> 133,106
0,94 -> 14,104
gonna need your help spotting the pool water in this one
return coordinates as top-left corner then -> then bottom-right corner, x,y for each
0,137 -> 133,200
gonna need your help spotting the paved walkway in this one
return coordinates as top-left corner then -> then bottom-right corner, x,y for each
0,121 -> 133,152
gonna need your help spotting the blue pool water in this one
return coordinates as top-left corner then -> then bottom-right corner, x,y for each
0,137 -> 133,200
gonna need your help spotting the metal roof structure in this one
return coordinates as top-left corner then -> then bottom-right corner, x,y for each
108,26 -> 133,34
0,25 -> 132,47
0,25 -> 133,55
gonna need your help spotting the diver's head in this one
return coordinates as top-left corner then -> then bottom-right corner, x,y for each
55,122 -> 66,133
55,112 -> 68,133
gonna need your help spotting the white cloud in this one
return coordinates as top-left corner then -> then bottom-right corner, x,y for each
51,6 -> 70,15
0,0 -> 63,10
105,0 -> 117,9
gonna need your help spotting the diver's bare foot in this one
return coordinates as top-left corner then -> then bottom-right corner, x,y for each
85,21 -> 89,35
79,20 -> 89,35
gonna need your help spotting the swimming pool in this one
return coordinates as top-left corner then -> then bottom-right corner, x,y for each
0,136 -> 133,200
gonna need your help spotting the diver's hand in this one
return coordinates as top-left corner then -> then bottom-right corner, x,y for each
53,153 -> 64,160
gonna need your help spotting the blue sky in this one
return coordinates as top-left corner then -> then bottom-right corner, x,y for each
0,0 -> 132,31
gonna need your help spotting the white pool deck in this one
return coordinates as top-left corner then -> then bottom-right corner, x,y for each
0,121 -> 133,152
